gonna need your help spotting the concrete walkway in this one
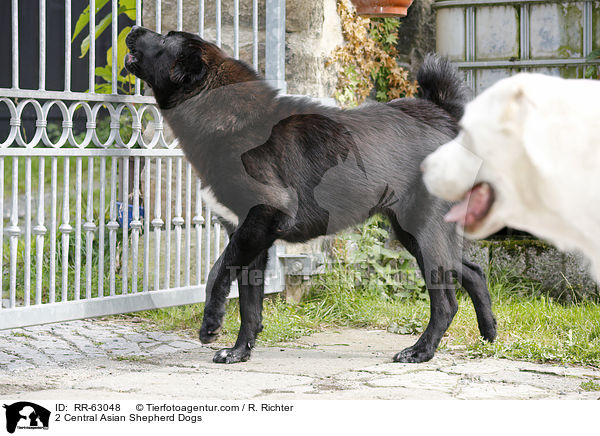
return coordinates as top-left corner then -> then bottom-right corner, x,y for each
1,320 -> 599,400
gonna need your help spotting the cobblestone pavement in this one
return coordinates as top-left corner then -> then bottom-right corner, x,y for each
1,321 -> 599,400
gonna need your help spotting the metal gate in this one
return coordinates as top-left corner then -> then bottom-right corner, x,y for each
0,0 -> 288,330
435,0 -> 600,93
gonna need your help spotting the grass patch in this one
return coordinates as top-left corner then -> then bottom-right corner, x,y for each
112,355 -> 148,362
579,380 -> 600,391
132,270 -> 600,368
133,287 -> 429,346
446,271 -> 600,367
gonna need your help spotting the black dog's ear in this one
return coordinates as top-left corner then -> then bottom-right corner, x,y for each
170,47 -> 206,85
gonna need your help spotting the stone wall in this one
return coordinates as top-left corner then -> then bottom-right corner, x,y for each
285,0 -> 342,97
396,0 -> 436,74
468,240 -> 599,303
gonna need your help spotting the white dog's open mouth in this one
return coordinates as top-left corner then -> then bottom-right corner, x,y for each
444,182 -> 495,232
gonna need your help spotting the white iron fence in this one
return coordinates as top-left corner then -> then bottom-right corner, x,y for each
0,0 -> 287,330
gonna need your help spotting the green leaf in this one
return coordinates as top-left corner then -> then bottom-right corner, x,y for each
120,0 -> 137,20
80,12 -> 112,58
117,73 -> 136,87
586,48 -> 600,61
72,0 -> 110,42
95,65 -> 113,82
94,83 -> 113,94
106,26 -> 131,71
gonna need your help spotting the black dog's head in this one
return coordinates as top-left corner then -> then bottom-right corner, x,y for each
125,26 -> 247,108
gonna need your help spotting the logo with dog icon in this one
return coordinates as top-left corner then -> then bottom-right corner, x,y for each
3,402 -> 50,433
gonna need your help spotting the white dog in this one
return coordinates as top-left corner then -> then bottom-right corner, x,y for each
422,73 -> 600,280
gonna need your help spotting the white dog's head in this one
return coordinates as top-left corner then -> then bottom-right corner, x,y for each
422,74 -> 546,239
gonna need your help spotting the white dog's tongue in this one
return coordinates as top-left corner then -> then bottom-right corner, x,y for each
444,183 -> 493,228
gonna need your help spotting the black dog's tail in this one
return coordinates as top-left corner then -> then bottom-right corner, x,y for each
416,53 -> 470,121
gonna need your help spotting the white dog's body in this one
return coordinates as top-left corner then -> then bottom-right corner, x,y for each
422,73 -> 600,279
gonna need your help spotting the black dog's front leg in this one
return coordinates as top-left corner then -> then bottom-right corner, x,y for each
199,205 -> 286,363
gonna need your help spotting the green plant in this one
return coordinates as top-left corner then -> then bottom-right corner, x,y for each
580,380 -> 600,391
585,49 -> 600,80
332,215 -> 427,300
73,0 -> 137,94
328,0 -> 417,107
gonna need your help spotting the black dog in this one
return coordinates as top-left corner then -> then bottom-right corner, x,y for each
125,26 -> 496,364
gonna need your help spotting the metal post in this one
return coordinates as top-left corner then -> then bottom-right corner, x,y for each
265,0 -> 286,92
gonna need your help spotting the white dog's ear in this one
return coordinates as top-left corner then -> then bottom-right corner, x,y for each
500,84 -> 528,126
502,79 -> 552,176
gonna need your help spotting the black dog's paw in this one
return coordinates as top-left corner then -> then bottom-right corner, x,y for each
199,323 -> 221,344
393,346 -> 435,363
213,347 -> 251,364
479,317 -> 497,342
480,319 -> 497,343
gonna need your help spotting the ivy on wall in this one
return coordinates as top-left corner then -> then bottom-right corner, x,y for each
328,0 -> 418,107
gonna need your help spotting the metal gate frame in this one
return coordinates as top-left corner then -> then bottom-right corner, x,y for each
435,0 -> 600,93
0,0 -> 288,330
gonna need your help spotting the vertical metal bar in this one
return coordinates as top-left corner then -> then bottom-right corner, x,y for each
174,158 -> 183,288
131,157 -> 140,293
111,0 -> 118,94
234,0 -> 240,59
253,0 -> 258,71
49,157 -> 57,303
155,0 -> 161,33
85,157 -> 95,300
60,157 -> 72,301
213,217 -> 220,267
204,207 -> 211,283
265,0 -> 286,92
74,157 -> 82,299
89,0 -> 96,93
0,158 -> 3,306
64,0 -> 71,91
194,178 -> 203,285
98,157 -> 106,296
24,158 -> 32,306
153,157 -> 162,290
39,0 -> 46,89
109,157 -> 118,296
11,0 -> 19,89
464,7 -> 475,90
520,5 -> 530,61
583,2 -> 592,57
185,162 -> 192,287
216,0 -> 221,47
9,158 -> 19,308
34,158 -> 45,305
121,157 -> 129,294
199,0 -> 205,38
143,157 -> 150,291
135,0 -> 141,95
177,0 -> 183,30
164,157 -> 172,288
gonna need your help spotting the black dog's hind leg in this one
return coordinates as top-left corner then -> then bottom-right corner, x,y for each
199,205 -> 288,363
213,249 -> 269,363
388,219 -> 458,363
458,259 -> 496,342
393,256 -> 458,363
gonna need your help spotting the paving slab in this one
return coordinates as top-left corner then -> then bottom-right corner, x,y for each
0,321 -> 599,400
